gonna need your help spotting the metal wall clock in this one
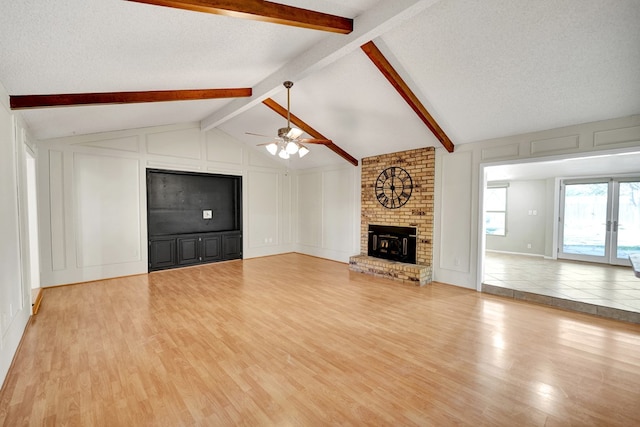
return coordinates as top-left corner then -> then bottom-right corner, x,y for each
375,166 -> 413,209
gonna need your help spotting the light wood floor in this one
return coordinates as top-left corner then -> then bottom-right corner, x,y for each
1,253 -> 640,426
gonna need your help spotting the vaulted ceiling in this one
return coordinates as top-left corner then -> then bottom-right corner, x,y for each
1,0 -> 639,169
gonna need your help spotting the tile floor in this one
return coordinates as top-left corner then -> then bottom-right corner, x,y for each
483,252 -> 640,314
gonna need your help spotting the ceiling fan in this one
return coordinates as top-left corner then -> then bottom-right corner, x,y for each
247,81 -> 331,160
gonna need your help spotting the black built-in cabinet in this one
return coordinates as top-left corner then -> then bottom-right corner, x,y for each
147,169 -> 242,272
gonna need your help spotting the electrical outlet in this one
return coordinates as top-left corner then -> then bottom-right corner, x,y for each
202,210 -> 212,219
527,243 -> 532,249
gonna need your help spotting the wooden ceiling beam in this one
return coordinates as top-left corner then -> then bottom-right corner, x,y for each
201,1 -> 438,131
127,0 -> 353,34
262,98 -> 358,166
361,40 -> 455,153
9,88 -> 252,109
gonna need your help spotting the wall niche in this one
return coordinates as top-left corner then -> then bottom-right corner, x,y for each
147,169 -> 242,271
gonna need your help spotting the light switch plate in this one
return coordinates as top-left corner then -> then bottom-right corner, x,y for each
203,210 -> 212,219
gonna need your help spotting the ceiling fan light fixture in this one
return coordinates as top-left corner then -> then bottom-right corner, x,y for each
266,142 -> 278,155
278,148 -> 290,159
298,145 -> 310,158
286,141 -> 299,154
287,127 -> 304,139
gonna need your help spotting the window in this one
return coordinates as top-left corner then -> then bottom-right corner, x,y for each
485,186 -> 507,236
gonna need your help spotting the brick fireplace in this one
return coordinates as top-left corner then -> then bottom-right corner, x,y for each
349,147 -> 435,286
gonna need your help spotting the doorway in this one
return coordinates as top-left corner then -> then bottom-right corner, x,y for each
25,152 -> 40,288
559,178 -> 640,266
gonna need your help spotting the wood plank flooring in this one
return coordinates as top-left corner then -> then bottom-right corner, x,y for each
1,253 -> 640,426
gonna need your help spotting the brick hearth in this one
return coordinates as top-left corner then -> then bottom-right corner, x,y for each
349,255 -> 432,286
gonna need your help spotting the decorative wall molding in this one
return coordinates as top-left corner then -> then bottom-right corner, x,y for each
48,150 -> 67,271
530,134 -> 580,154
146,160 -> 203,172
439,150 -> 471,273
205,130 -> 244,164
481,143 -> 519,160
76,135 -> 140,153
594,125 -> 640,147
146,128 -> 202,159
73,153 -> 141,268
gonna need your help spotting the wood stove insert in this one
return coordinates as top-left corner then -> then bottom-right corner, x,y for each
368,224 -> 417,264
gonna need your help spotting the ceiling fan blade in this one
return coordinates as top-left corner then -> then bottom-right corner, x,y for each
298,138 -> 332,145
10,88 -> 252,109
256,141 -> 279,146
245,132 -> 274,138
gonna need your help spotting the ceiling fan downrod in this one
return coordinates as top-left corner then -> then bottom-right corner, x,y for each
284,80 -> 293,130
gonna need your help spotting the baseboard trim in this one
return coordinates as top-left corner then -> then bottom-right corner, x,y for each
486,250 -> 545,258
32,288 -> 43,315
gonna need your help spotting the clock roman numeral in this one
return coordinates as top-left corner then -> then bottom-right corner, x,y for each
377,193 -> 389,206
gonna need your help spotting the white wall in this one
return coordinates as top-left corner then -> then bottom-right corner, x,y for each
0,83 -> 32,387
293,164 -> 361,263
27,103 -> 640,295
433,114 -> 640,289
486,179 -> 548,255
37,124 -> 293,287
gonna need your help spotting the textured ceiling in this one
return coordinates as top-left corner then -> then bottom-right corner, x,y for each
1,0 -> 639,169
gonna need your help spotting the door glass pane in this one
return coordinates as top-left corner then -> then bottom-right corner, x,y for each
485,187 -> 506,211
486,212 -> 506,236
485,187 -> 507,236
616,182 -> 640,259
563,183 -> 608,256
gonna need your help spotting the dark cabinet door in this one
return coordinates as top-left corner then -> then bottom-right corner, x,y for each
222,233 -> 242,259
177,236 -> 200,265
201,235 -> 221,262
149,232 -> 241,272
149,238 -> 176,270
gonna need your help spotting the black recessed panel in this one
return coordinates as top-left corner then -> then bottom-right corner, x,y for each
147,169 -> 243,272
147,169 -> 241,236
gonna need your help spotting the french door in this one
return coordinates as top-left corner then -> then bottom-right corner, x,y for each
559,178 -> 640,266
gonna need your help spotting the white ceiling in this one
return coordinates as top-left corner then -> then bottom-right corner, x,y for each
1,0 -> 639,169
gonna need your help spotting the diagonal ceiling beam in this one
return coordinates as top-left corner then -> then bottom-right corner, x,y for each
201,0 -> 441,132
127,0 -> 353,34
9,88 -> 252,109
360,41 -> 454,153
262,98 -> 358,166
